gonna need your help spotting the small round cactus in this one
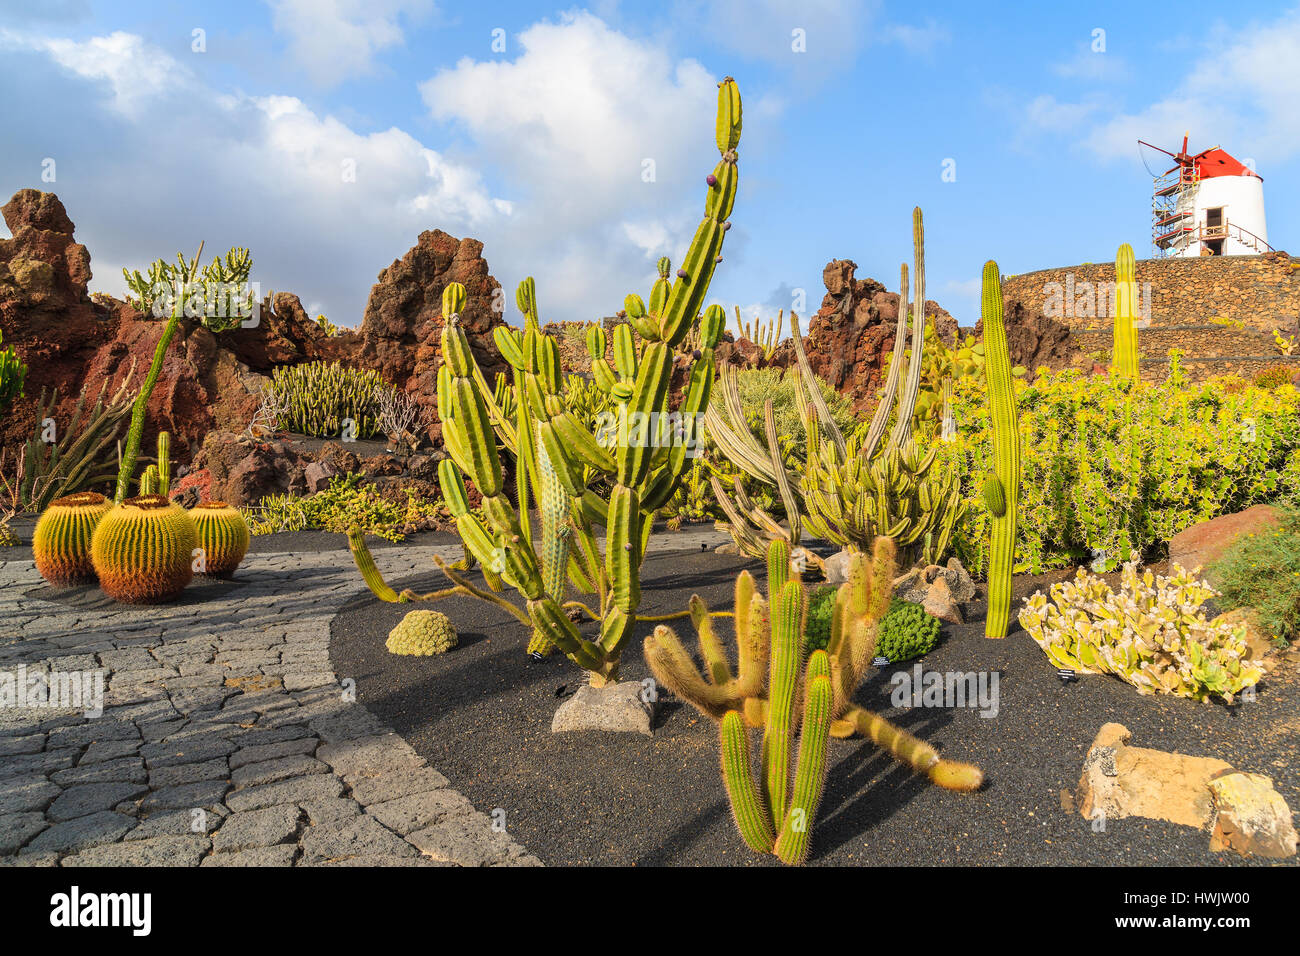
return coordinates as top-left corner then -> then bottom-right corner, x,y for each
386,609 -> 458,656
33,491 -> 112,587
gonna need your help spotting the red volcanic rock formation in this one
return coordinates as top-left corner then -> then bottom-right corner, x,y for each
799,258 -> 957,412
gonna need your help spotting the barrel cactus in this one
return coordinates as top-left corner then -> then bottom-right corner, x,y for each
386,609 -> 458,656
33,491 -> 112,587
190,501 -> 250,576
91,494 -> 197,603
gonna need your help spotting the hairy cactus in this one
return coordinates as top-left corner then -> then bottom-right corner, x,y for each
651,539 -> 980,864
91,494 -> 197,603
386,609 -> 458,655
350,77 -> 744,686
1111,243 -> 1140,380
707,208 -> 965,569
190,501 -> 250,576
1019,563 -> 1265,703
33,491 -> 112,587
981,261 -> 1020,638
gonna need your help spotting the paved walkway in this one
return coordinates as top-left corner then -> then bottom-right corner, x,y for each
0,544 -> 545,866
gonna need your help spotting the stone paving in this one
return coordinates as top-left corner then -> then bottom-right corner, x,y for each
0,543 -> 549,867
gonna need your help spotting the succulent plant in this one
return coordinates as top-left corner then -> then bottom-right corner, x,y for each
268,361 -> 391,438
350,77 -> 745,685
875,599 -> 941,662
980,261 -> 1020,639
1018,563 -> 1266,703
91,494 -> 197,603
33,491 -> 112,587
649,539 -> 981,863
707,208 -> 965,569
0,328 -> 27,411
1111,243 -> 1140,380
386,609 -> 458,655
190,501 -> 250,576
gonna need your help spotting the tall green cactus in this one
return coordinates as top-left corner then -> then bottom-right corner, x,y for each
656,539 -> 981,864
349,77 -> 744,685
981,261 -> 1020,639
156,431 -> 171,495
1111,243 -> 1139,381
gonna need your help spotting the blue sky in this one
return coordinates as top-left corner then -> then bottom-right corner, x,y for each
1,0 -> 1297,328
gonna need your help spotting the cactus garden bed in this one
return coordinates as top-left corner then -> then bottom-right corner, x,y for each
328,543 -> 1299,867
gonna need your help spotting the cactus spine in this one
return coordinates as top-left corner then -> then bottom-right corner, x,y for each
32,491 -> 112,587
981,261 -> 1020,638
190,501 -> 250,576
91,494 -> 197,603
1111,243 -> 1139,381
350,78 -> 744,685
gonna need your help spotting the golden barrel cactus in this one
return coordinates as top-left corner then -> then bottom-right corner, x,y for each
91,494 -> 197,603
33,491 -> 113,587
190,501 -> 250,576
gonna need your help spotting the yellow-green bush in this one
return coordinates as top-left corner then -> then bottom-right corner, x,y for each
247,473 -> 446,541
712,366 -> 856,449
928,353 -> 1300,575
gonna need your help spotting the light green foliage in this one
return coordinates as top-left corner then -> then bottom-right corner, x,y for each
1210,508 -> 1300,646
386,609 -> 458,655
269,361 -> 396,438
248,473 -> 445,541
0,329 -> 27,410
931,364 -> 1300,576
123,246 -> 255,334
1019,563 -> 1265,703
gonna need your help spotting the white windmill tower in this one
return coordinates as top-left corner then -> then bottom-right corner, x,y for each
1141,134 -> 1270,258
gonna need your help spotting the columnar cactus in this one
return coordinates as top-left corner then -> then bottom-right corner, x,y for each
32,491 -> 112,586
706,208 -> 965,568
349,77 -> 744,685
980,261 -> 1020,639
91,494 -> 197,603
651,539 -> 982,864
139,465 -> 160,495
1111,243 -> 1140,381
156,431 -> 171,495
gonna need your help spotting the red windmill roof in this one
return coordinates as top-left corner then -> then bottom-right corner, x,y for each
1191,147 -> 1261,181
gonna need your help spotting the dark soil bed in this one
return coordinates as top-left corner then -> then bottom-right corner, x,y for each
329,549 -> 1299,867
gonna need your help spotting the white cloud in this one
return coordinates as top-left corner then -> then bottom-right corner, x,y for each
1027,10 -> 1300,169
691,0 -> 879,66
420,11 -> 730,318
880,17 -> 950,56
0,27 -> 508,325
265,0 -> 434,86
1051,45 -> 1130,82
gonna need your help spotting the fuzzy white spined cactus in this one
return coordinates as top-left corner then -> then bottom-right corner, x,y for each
1018,563 -> 1265,703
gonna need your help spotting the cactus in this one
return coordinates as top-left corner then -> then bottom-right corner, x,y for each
1111,243 -> 1139,380
981,261 -> 1020,638
156,431 -> 171,494
268,361 -> 391,438
138,464 -> 160,495
0,329 -> 27,410
706,208 -> 965,569
349,77 -> 744,684
115,245 -> 202,503
32,491 -> 112,587
651,539 -> 981,864
386,609 -> 458,656
732,306 -> 784,359
190,501 -> 250,576
91,494 -> 197,603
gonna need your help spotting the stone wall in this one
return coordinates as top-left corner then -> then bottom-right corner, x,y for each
1002,252 -> 1300,334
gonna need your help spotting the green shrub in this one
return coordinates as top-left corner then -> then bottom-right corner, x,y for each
1209,508 -> 1300,646
931,355 -> 1300,575
0,329 -> 26,410
269,361 -> 394,438
247,473 -> 445,541
805,592 -> 939,664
